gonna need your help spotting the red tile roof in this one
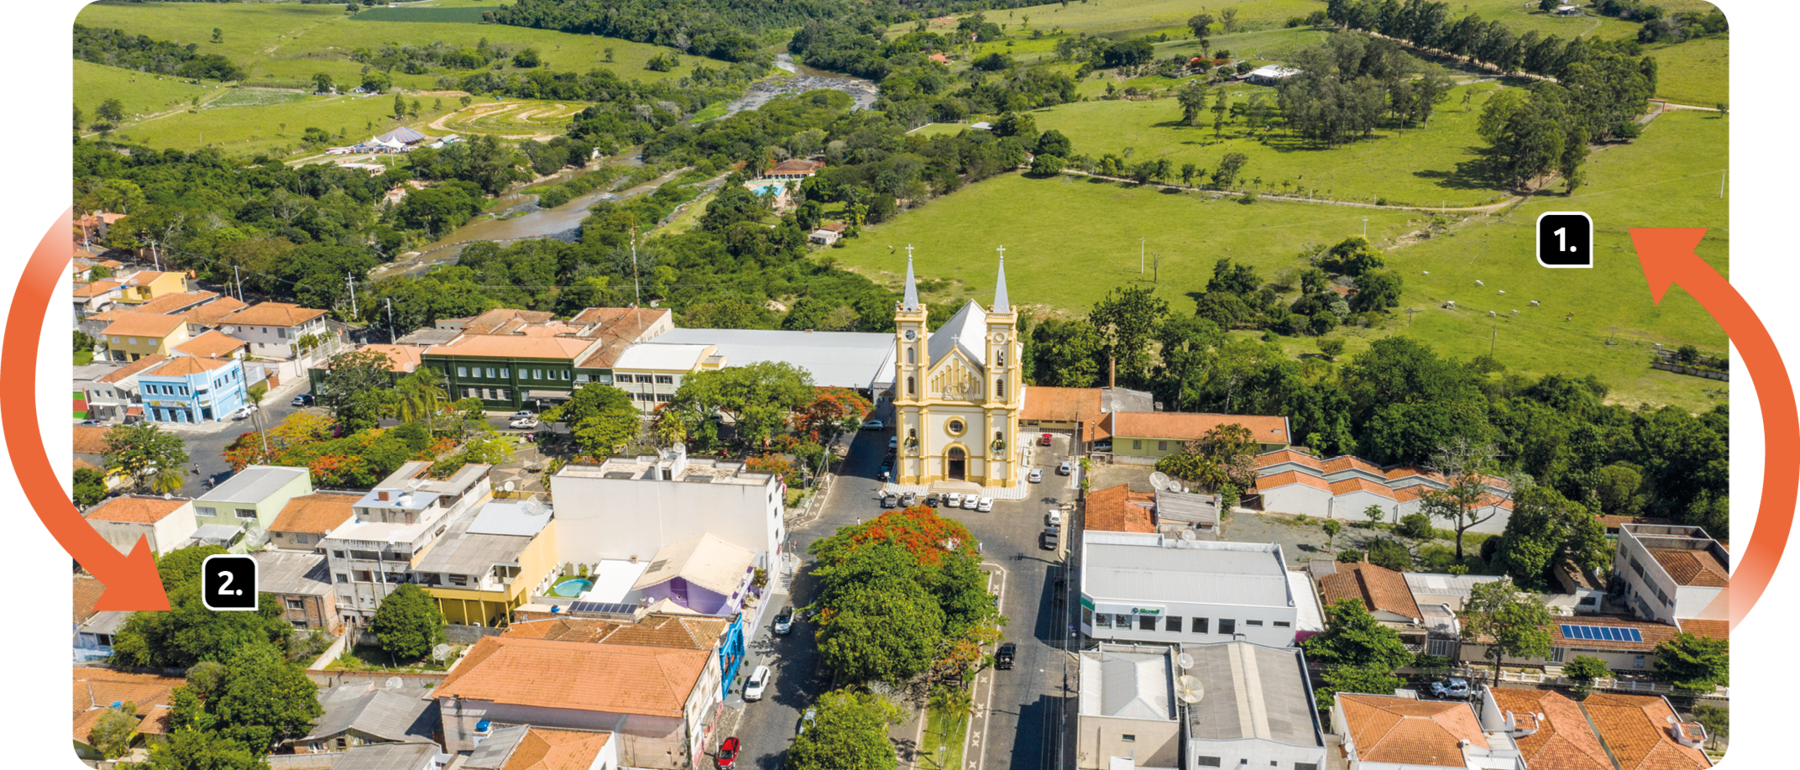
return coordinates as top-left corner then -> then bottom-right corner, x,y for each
435,636 -> 710,717
503,615 -> 726,650
133,290 -> 220,315
269,493 -> 361,536
356,344 -> 425,373
1254,449 -> 1323,471
1021,386 -> 1108,441
1338,695 -> 1486,767
1322,455 -> 1384,476
179,296 -> 249,327
101,312 -> 188,339
1647,548 -> 1728,587
74,576 -> 106,624
1581,693 -> 1712,770
145,356 -> 236,377
72,670 -> 185,744
172,330 -> 247,359
73,280 -> 123,298
1319,561 -> 1422,621
1257,470 -> 1330,492
1106,411 -> 1289,445
500,728 -> 612,770
72,425 -> 113,455
428,334 -> 599,361
223,302 -> 327,328
97,354 -> 170,384
84,495 -> 190,524
1675,618 -> 1727,641
1550,616 -> 1677,652
1489,689 -> 1613,770
1084,484 -> 1157,533
1329,478 -> 1397,499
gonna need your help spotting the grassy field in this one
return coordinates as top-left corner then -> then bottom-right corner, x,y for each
104,91 -> 453,157
434,99 -> 585,137
830,106 -> 1725,409
75,1 -> 715,91
1648,35 -> 1728,106
1033,81 -> 1514,207
73,60 -> 225,121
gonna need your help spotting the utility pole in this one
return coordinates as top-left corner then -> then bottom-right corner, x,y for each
1153,252 -> 1160,284
630,227 -> 641,308
1490,327 -> 1496,357
1139,237 -> 1145,274
233,265 -> 244,302
345,272 -> 358,320
1719,169 -> 1726,199
1362,216 -> 1369,239
1406,307 -> 1418,326
386,297 -> 397,343
148,239 -> 161,271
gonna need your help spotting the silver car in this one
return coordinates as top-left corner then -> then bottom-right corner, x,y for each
962,494 -> 979,510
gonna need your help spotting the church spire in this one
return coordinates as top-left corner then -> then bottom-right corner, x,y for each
902,245 -> 920,311
992,245 -> 1010,312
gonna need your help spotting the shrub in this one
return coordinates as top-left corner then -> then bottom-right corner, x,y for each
1397,513 -> 1435,539
1336,549 -> 1364,563
1367,538 -> 1413,571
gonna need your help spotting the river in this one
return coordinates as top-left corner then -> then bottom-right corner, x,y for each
370,56 -> 877,279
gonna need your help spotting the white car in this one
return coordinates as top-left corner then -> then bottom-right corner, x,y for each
1046,510 -> 1063,527
230,405 -> 258,420
509,417 -> 540,429
1028,468 -> 1043,483
1058,460 -> 1075,475
888,436 -> 898,450
945,493 -> 964,508
511,410 -> 535,419
744,665 -> 771,701
962,494 -> 979,510
976,497 -> 994,512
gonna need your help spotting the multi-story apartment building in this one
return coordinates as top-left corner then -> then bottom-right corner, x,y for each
1615,523 -> 1728,624
551,445 -> 785,569
319,462 -> 493,627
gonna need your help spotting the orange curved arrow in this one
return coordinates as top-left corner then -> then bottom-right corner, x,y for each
1630,228 -> 1791,630
1,209 -> 168,611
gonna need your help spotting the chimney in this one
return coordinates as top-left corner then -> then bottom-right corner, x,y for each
378,490 -> 391,501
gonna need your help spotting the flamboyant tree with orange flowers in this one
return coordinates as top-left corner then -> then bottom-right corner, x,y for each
794,387 -> 872,442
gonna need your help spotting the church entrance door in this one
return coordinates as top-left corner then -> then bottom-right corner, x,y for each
947,447 -> 966,480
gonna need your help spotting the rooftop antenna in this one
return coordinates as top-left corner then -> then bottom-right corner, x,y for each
1177,652 -> 1195,670
1149,472 -> 1171,491
1175,674 -> 1204,704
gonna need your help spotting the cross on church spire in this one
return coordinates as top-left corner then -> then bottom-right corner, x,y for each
993,246 -> 1011,312
901,246 -> 921,311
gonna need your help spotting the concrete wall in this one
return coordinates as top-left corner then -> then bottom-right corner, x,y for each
1081,602 -> 1297,648
91,501 -> 198,556
1188,738 -> 1326,770
552,474 -> 783,568
1328,491 -> 1395,520
1261,485 -> 1330,517
1076,714 -> 1179,770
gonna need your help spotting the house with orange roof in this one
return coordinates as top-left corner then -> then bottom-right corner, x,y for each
74,211 -> 128,248
1329,477 -> 1398,517
1256,470 -> 1332,516
1083,484 -> 1158,534
1103,410 -> 1290,462
426,333 -> 614,411
1019,385 -> 1152,444
464,725 -> 618,770
268,492 -> 361,552
219,302 -> 336,361
116,270 -> 189,306
173,329 -> 249,360
1479,689 -> 1613,770
100,312 -> 190,361
434,636 -> 720,767
71,424 -> 129,490
1253,448 -> 1324,476
136,352 -> 249,424
1579,693 -> 1713,769
177,295 -> 249,335
1331,692 -> 1524,770
131,289 -> 224,317
72,669 -> 187,761
1616,523 -> 1728,625
1309,559 -> 1431,653
82,495 -> 198,556
73,278 -> 125,320
81,354 -> 168,424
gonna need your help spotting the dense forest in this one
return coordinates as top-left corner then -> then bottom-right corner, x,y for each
73,24 -> 244,81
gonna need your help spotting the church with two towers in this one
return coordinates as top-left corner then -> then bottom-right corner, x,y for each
891,248 -> 1023,487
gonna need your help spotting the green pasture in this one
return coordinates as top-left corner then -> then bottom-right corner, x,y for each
1648,36 -> 1728,107
899,0 -> 1323,41
436,99 -> 584,137
73,60 -> 224,121
104,92 -> 452,157
1033,81 -> 1514,208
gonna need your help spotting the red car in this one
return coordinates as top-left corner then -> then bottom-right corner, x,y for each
715,737 -> 740,769
1039,433 -> 1053,446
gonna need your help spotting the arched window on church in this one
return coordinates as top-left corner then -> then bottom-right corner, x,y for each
995,378 -> 1005,399
906,348 -> 915,364
907,376 -> 915,396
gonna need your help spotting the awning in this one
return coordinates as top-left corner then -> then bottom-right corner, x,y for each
525,390 -> 573,401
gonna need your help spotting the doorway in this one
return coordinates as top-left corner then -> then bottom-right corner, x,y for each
947,447 -> 966,480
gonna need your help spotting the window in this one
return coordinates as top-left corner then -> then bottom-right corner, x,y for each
1082,608 -> 1093,626
277,328 -> 288,339
1192,617 -> 1209,634
286,599 -> 306,610
1634,656 -> 1646,668
1138,615 -> 1157,630
237,508 -> 257,520
562,370 -> 570,380
1121,735 -> 1136,742
657,394 -> 673,403
531,369 -> 542,380
1630,557 -> 1644,578
335,574 -> 348,584
907,376 -> 915,395
1218,619 -> 1236,635
1246,619 -> 1264,626
354,570 -> 373,582
997,350 -> 1006,367
1165,616 -> 1182,632
331,550 -> 345,559
485,367 -> 497,378
1115,614 -> 1131,628
906,348 -> 915,364
1132,440 -> 1142,450
297,534 -> 312,545
196,506 -> 217,518
1274,621 -> 1291,628
291,620 -> 307,629
636,393 -> 654,401
457,366 -> 468,378
656,375 -> 674,384
996,378 -> 1005,398
1095,613 -> 1111,628
499,368 -> 510,378
1158,441 -> 1168,451
449,575 -> 469,587
1295,764 -> 1319,770
488,389 -> 499,400
464,388 -> 475,399
1198,758 -> 1222,768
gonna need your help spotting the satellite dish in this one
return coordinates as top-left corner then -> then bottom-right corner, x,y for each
1175,675 -> 1204,704
1149,472 -> 1171,491
431,644 -> 452,662
1179,529 -> 1196,541
385,677 -> 404,690
1171,482 -> 1185,493
1177,653 -> 1195,670
503,480 -> 516,492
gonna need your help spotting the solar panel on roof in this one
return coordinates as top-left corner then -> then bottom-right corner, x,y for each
1561,624 -> 1643,643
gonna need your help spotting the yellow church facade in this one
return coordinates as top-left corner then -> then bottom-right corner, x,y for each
892,248 -> 1024,487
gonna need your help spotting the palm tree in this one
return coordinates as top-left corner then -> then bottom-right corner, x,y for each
395,367 -> 448,424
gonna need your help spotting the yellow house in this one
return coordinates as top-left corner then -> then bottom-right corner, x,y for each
414,498 -> 560,627
116,270 -> 188,306
101,313 -> 191,362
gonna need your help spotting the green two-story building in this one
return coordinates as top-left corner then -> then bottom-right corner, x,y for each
424,334 -> 621,411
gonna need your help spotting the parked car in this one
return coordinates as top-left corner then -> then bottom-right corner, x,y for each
925,492 -> 942,508
879,464 -> 892,481
1046,510 -> 1062,526
773,609 -> 794,636
1028,468 -> 1043,483
863,419 -> 884,431
511,410 -> 535,419
976,497 -> 994,512
881,492 -> 899,508
77,419 -> 104,426
1039,433 -> 1053,446
290,393 -> 314,407
510,417 -> 540,429
230,405 -> 258,421
995,642 -> 1017,670
744,666 -> 772,701
797,708 -> 817,736
1430,678 -> 1471,699
888,436 -> 899,450
945,493 -> 964,508
1041,525 -> 1060,550
715,737 -> 740,769
900,491 -> 918,507
962,495 -> 979,510
1058,460 -> 1075,475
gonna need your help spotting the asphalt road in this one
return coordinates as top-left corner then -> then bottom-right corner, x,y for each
716,401 -> 1077,770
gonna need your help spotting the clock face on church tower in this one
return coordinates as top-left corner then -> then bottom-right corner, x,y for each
904,329 -> 916,341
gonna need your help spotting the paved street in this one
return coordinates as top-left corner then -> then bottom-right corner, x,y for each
715,399 -> 1078,770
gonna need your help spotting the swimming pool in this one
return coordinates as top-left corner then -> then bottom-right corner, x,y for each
552,578 -> 593,598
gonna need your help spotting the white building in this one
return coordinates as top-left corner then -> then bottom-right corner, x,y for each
217,302 -> 335,361
1615,523 -> 1728,624
82,495 -> 199,557
642,328 -> 896,394
319,462 -> 494,626
551,445 -> 785,570
1076,644 -> 1181,770
1184,642 -> 1326,770
1079,531 -> 1297,648
611,343 -> 722,411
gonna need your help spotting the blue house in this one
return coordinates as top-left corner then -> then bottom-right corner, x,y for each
137,355 -> 250,423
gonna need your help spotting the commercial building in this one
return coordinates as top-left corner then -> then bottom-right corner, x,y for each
1615,523 -> 1728,624
414,497 -> 560,627
1079,531 -> 1297,648
423,307 -> 673,410
611,343 -> 723,411
134,355 -> 250,424
641,328 -> 897,394
1075,644 -> 1180,770
1184,642 -> 1326,770
253,550 -> 342,635
193,465 -> 314,530
503,614 -> 743,702
1019,386 -> 1153,445
320,462 -> 494,626
552,445 -> 785,570
83,495 -> 198,556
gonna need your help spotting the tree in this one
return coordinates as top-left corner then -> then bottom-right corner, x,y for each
368,584 -> 446,663
104,422 -> 189,494
796,387 -> 872,442
316,349 -> 400,432
1418,439 -> 1506,560
1591,463 -> 1644,515
1030,318 -> 1104,387
208,641 -> 324,750
1303,599 -> 1414,670
1088,287 -> 1168,388
1212,152 -> 1248,187
1322,519 -> 1342,548
74,466 -> 109,508
212,27 -> 223,43
362,71 -> 390,93
393,366 -> 448,423
1318,338 -> 1346,359
1496,486 -> 1608,589
1319,237 -> 1385,277
1653,633 -> 1728,690
814,551 -> 945,683
1349,270 -> 1403,312
111,546 -> 294,669
787,690 -> 906,770
1177,80 -> 1210,126
1366,538 -> 1413,571
513,48 -> 542,68
1563,655 -> 1611,693
312,72 -> 333,93
88,705 -> 139,759
95,98 -> 126,128
140,727 -> 268,770
553,383 -> 642,457
1315,664 -> 1403,709
1460,578 -> 1553,687
1364,504 -> 1386,526
393,93 -> 408,120
1187,13 -> 1216,51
